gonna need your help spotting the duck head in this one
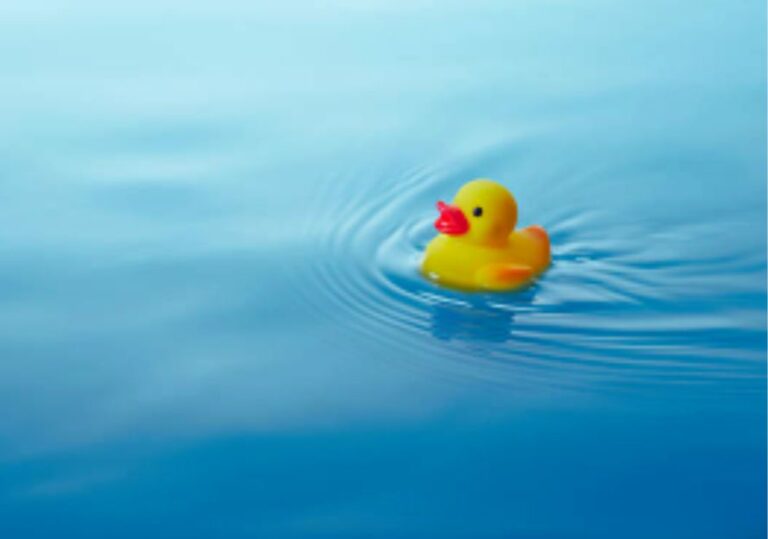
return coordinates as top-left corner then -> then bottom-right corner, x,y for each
434,179 -> 518,246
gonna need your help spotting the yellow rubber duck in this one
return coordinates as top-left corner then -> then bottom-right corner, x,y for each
421,179 -> 551,291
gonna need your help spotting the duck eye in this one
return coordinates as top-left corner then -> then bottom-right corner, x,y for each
473,207 -> 483,217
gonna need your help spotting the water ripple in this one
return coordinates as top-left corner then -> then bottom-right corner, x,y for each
295,139 -> 765,393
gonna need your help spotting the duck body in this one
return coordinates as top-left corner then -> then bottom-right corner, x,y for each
421,179 -> 550,292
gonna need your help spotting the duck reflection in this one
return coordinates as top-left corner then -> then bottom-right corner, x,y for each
430,302 -> 513,342
428,288 -> 537,343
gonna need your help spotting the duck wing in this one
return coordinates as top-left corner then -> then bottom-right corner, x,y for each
475,263 -> 533,291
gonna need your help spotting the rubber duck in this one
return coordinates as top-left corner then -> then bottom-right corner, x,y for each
421,179 -> 550,291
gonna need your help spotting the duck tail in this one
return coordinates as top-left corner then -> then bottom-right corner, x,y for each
524,225 -> 551,265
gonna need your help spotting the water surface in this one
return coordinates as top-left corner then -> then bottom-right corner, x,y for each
0,1 -> 765,537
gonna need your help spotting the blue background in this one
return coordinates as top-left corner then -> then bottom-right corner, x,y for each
0,1 -> 765,537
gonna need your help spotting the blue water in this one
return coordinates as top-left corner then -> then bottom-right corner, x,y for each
0,1 -> 765,537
